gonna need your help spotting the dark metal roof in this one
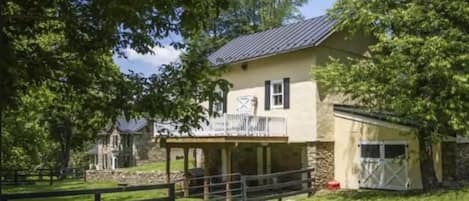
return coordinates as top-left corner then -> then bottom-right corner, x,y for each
333,104 -> 417,127
208,15 -> 335,65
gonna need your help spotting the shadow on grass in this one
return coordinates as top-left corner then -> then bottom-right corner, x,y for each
310,187 -> 469,201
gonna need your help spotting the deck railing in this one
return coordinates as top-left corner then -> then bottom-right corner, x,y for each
193,114 -> 287,137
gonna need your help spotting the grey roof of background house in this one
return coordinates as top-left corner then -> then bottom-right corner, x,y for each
208,15 -> 335,65
116,118 -> 148,133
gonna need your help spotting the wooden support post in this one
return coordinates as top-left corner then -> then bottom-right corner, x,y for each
225,147 -> 232,201
13,170 -> 17,185
168,183 -> 176,201
183,147 -> 189,197
166,147 -> 171,184
203,148 -> 209,201
49,169 -> 53,185
94,193 -> 101,201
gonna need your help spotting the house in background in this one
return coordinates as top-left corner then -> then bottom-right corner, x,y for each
87,118 -> 184,170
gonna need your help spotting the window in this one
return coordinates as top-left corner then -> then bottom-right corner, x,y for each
360,144 -> 380,158
270,80 -> 284,108
112,135 -> 118,148
384,145 -> 406,159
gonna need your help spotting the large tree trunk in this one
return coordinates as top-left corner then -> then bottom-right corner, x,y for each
418,129 -> 440,190
0,108 -> 3,195
58,117 -> 72,179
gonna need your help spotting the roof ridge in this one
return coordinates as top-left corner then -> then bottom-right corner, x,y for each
233,15 -> 328,41
209,15 -> 335,65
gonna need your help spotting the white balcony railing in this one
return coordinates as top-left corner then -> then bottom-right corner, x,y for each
193,114 -> 287,137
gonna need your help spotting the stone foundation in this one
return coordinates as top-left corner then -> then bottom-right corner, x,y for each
85,170 -> 183,185
306,142 -> 334,189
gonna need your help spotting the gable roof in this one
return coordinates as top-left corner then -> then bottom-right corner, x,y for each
208,15 -> 335,65
116,118 -> 148,133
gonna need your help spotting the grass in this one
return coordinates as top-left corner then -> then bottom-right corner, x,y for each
2,160 -> 199,200
3,179 -> 200,201
121,159 -> 195,172
5,178 -> 469,201
295,187 -> 469,201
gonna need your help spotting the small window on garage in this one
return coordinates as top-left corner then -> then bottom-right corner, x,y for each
384,144 -> 406,159
360,144 -> 380,158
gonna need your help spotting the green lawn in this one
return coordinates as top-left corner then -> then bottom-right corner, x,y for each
296,188 -> 469,201
3,179 -> 200,201
120,159 -> 195,172
5,179 -> 469,201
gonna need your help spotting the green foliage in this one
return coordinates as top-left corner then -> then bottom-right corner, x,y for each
0,0 -> 230,110
2,87 -> 57,169
314,0 -> 469,138
191,0 -> 307,53
313,0 -> 468,189
0,0 -> 231,169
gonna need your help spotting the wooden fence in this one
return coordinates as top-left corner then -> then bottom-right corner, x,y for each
175,168 -> 315,201
0,183 -> 175,201
1,168 -> 314,201
241,168 -> 315,201
0,168 -> 85,185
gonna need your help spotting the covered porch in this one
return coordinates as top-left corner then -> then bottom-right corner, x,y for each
161,136 -> 317,200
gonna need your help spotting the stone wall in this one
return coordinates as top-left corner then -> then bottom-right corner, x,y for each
456,143 -> 469,180
442,142 -> 457,182
306,142 -> 334,189
85,170 -> 183,185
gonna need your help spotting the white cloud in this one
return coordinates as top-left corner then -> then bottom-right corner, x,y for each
123,46 -> 182,67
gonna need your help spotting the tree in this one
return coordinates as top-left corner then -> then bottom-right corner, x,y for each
194,0 -> 307,52
0,0 -> 231,193
313,0 -> 468,189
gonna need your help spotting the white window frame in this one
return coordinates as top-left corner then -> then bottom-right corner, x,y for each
270,80 -> 284,109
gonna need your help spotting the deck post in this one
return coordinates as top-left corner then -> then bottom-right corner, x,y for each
224,146 -> 232,201
166,147 -> 171,184
183,147 -> 189,197
223,113 -> 227,136
203,148 -> 210,201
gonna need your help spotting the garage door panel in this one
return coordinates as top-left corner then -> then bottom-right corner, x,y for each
359,142 -> 408,190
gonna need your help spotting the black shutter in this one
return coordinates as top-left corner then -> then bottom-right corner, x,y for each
265,80 -> 271,110
283,77 -> 290,109
208,96 -> 213,116
222,90 -> 228,113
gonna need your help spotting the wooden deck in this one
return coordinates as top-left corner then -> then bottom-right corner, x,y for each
162,136 -> 288,147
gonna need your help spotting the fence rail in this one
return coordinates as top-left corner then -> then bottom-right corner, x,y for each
0,168 -> 85,185
0,183 -> 175,201
174,168 -> 315,201
1,168 -> 314,201
193,114 -> 287,137
175,173 -> 243,200
242,168 -> 315,201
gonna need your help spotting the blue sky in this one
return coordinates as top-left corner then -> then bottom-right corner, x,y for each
114,0 -> 336,76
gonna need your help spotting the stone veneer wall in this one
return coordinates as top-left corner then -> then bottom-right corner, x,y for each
86,170 -> 183,185
306,142 -> 334,189
456,143 -> 469,180
441,142 -> 457,182
441,142 -> 469,183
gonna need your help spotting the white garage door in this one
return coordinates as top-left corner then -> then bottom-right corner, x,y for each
359,141 -> 409,190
